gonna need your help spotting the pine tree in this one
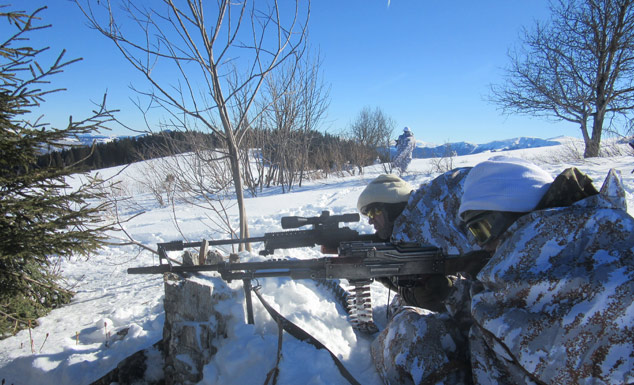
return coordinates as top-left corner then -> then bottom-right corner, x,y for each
0,6 -> 115,338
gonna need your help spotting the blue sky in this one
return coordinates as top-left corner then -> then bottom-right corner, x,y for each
22,1 -> 581,144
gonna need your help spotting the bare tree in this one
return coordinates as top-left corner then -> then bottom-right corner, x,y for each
134,133 -> 239,242
257,49 -> 330,191
240,127 -> 265,196
296,50 -> 330,187
491,0 -> 634,158
76,0 -> 310,250
261,60 -> 302,192
428,143 -> 457,174
348,106 -> 395,172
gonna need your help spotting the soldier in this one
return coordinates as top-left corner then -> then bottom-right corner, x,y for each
459,156 -> 634,384
392,126 -> 416,174
356,174 -> 414,241
358,171 -> 480,384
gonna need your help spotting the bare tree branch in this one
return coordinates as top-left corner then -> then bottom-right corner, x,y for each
490,0 -> 634,157
75,0 -> 311,250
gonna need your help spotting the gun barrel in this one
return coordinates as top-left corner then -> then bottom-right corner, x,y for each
127,258 -> 329,279
158,236 -> 269,251
127,263 -> 221,274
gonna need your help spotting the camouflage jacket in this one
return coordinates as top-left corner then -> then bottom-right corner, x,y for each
470,169 -> 634,384
393,167 -> 475,253
387,167 -> 478,310
373,168 -> 478,385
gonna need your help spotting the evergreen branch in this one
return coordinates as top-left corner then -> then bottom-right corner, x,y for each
0,308 -> 30,327
9,271 -> 75,296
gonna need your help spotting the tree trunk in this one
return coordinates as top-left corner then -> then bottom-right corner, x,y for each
226,134 -> 251,252
584,112 -> 604,158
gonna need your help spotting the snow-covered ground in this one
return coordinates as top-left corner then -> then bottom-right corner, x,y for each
0,138 -> 632,384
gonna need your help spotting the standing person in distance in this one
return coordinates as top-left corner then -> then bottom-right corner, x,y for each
392,126 -> 416,175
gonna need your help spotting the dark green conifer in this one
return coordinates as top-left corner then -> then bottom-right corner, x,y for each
0,6 -> 115,338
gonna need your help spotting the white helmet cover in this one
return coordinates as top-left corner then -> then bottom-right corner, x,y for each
459,156 -> 554,217
357,174 -> 413,213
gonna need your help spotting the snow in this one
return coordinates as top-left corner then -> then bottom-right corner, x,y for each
0,138 -> 633,384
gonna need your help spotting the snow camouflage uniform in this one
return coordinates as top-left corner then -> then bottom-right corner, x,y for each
372,166 -> 634,385
391,167 -> 474,255
372,167 -> 479,385
392,129 -> 416,174
469,168 -> 634,385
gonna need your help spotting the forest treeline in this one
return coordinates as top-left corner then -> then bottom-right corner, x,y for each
37,129 -> 386,178
36,131 -> 218,171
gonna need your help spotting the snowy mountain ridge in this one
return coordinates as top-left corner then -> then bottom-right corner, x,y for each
410,136 -> 566,158
68,133 -> 574,159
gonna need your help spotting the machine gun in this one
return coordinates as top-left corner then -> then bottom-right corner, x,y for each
156,210 -> 378,258
129,241 -> 490,332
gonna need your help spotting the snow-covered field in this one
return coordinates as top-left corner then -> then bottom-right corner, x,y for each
0,138 -> 632,385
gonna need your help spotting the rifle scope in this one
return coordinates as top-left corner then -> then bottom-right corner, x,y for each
281,211 -> 360,229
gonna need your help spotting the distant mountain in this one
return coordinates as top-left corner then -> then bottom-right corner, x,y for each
76,134 -> 121,146
37,134 -> 123,154
51,133 -> 568,160
41,133 -> 129,152
410,137 -> 563,158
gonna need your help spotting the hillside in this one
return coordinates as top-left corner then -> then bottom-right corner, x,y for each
0,139 -> 632,385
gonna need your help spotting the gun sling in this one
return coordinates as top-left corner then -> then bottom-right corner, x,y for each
252,286 -> 362,385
